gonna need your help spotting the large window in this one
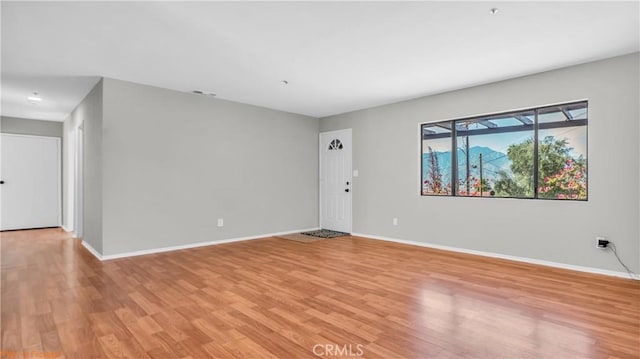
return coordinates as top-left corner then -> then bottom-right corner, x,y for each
421,101 -> 587,200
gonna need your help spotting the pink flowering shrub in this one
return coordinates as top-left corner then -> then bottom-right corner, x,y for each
538,159 -> 587,199
423,179 -> 451,195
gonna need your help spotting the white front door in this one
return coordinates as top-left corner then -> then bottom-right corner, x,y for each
320,129 -> 352,233
1,134 -> 61,231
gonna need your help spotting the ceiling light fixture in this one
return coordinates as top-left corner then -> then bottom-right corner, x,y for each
26,92 -> 42,105
191,90 -> 216,97
489,8 -> 499,15
282,80 -> 289,85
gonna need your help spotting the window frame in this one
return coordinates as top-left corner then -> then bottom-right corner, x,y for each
420,100 -> 588,201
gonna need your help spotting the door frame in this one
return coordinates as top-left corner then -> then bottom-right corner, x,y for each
74,124 -> 84,238
0,133 -> 62,229
319,128 -> 353,233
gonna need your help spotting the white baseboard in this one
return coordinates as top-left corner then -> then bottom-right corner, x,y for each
351,232 -> 639,281
61,225 -> 73,233
81,240 -> 103,260
81,227 -> 321,261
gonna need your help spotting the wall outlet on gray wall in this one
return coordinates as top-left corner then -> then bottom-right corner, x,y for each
596,236 -> 609,249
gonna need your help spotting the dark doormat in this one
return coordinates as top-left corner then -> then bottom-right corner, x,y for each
301,229 -> 350,238
276,233 -> 325,243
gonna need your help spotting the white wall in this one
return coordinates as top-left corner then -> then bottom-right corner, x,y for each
1,116 -> 63,137
320,53 -> 640,274
99,78 -> 319,256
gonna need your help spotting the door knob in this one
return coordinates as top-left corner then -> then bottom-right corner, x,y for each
0,181 -> 4,184
345,189 -> 349,192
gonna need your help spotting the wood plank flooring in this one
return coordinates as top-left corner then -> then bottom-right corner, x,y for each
1,228 -> 638,358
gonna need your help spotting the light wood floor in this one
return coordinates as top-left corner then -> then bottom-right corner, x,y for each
1,228 -> 638,358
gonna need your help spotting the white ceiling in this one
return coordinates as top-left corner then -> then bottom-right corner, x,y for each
2,1 -> 639,121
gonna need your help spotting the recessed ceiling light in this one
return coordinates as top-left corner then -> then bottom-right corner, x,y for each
26,92 -> 42,105
489,8 -> 499,15
282,80 -> 289,85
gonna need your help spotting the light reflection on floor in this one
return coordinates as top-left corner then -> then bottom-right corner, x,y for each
415,284 -> 594,357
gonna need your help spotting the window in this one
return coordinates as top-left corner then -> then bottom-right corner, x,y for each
328,139 -> 343,150
421,101 -> 587,200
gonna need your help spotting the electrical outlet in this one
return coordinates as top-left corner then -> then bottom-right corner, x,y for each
596,236 -> 609,249
392,217 -> 398,226
217,218 -> 224,227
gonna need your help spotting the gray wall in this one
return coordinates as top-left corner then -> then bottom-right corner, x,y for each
100,78 -> 319,255
320,53 -> 640,274
65,80 -> 103,252
1,116 -> 63,137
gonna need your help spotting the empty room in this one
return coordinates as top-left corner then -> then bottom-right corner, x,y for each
1,1 -> 639,358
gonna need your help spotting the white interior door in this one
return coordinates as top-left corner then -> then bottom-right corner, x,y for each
1,134 -> 61,231
320,129 -> 352,233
